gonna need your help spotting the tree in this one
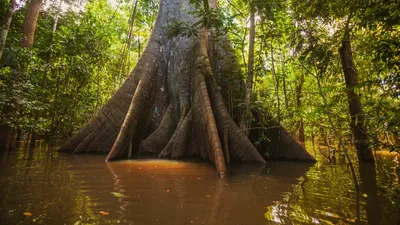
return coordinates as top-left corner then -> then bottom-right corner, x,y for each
0,0 -> 17,149
21,0 -> 42,47
0,0 -> 16,59
243,4 -> 256,136
60,0 -> 314,178
0,0 -> 43,149
339,22 -> 373,161
29,0 -> 62,148
289,0 -> 400,223
295,72 -> 305,144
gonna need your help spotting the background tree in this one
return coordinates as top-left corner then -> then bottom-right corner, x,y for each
21,0 -> 43,47
0,0 -> 16,59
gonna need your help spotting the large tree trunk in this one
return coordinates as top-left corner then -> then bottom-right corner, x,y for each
339,37 -> 373,162
60,0 -> 313,177
21,0 -> 42,48
0,0 -> 16,59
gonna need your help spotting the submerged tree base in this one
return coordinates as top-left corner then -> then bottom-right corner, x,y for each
59,0 -> 314,177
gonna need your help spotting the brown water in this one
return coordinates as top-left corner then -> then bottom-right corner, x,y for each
0,145 -> 399,225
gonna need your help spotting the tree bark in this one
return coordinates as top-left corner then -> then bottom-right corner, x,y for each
0,0 -> 16,60
21,0 -> 42,48
339,35 -> 373,162
296,73 -> 305,144
60,0 -> 312,177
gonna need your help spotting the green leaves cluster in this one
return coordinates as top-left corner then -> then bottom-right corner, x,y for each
220,0 -> 399,151
0,0 -> 155,140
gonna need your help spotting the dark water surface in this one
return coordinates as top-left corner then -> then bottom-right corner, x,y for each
0,144 -> 399,225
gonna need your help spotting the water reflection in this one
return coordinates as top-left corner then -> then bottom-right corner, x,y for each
264,154 -> 400,225
81,159 -> 311,225
0,145 -> 84,224
0,145 -> 399,225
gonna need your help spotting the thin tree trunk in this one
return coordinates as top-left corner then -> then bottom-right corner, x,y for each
280,47 -> 289,110
296,73 -> 305,144
241,29 -> 247,74
311,124 -> 316,156
243,6 -> 256,136
0,0 -> 16,60
339,25 -> 381,224
121,0 -> 139,75
48,0 -> 61,61
271,40 -> 280,155
21,0 -> 42,47
52,12 -> 59,34
339,30 -> 373,162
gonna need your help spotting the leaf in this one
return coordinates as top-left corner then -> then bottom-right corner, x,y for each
23,212 -> 32,216
111,192 -> 123,198
362,193 -> 368,198
99,211 -> 109,215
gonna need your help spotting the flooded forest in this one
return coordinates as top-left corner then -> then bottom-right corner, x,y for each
0,0 -> 399,224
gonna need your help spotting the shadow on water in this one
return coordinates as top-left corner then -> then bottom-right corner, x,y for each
0,144 -> 399,225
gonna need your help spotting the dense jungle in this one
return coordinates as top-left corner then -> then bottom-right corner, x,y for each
0,0 -> 399,224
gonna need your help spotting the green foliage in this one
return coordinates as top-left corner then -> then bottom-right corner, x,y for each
0,0 -> 398,152
218,0 -> 400,152
0,0 -> 155,139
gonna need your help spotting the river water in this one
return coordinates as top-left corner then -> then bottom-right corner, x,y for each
0,144 -> 399,225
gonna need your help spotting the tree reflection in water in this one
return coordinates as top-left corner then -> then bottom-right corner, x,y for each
0,145 -> 399,225
264,156 -> 399,225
